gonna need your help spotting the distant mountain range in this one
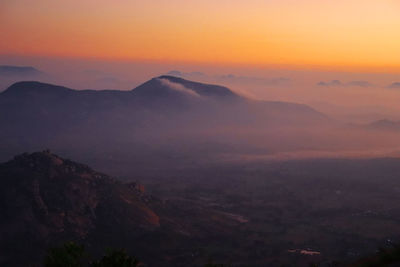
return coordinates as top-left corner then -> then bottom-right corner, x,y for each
0,75 -> 328,166
366,119 -> 400,131
133,75 -> 239,99
387,82 -> 400,89
317,79 -> 400,89
0,65 -> 43,77
0,65 -> 45,92
317,80 -> 373,88
0,76 -> 326,134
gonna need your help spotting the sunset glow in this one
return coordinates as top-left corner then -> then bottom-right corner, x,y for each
1,0 -> 400,70
4,1 -> 400,266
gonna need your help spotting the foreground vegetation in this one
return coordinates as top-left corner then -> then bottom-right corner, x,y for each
44,242 -> 228,267
44,242 -> 140,267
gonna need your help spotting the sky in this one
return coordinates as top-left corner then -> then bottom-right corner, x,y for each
1,0 -> 400,123
1,0 -> 400,71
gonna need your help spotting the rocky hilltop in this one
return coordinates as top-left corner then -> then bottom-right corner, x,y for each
0,150 -> 159,266
0,151 -> 248,267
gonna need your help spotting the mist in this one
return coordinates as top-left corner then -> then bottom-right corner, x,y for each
2,55 -> 400,124
1,60 -> 400,176
4,0 -> 400,265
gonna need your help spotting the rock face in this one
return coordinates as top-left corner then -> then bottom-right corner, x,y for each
0,150 -> 159,266
0,151 -> 256,267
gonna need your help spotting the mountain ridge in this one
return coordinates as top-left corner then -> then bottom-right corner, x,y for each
1,76 -> 324,113
0,150 -> 254,266
2,81 -> 73,96
0,76 -> 329,166
366,119 -> 400,131
0,150 -> 161,266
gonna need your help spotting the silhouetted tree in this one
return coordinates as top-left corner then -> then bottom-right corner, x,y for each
90,249 -> 139,267
204,261 -> 227,267
44,242 -> 86,267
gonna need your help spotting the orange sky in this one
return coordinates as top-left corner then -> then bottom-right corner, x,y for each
1,0 -> 400,71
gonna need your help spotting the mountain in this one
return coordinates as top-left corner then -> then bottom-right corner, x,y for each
0,150 -> 159,266
346,80 -> 373,87
317,80 -> 373,87
0,76 -> 328,168
0,65 -> 43,77
0,151 -> 250,266
317,80 -> 343,87
366,119 -> 400,131
0,65 -> 45,92
387,82 -> 400,89
132,75 -> 239,100
0,75 -> 326,126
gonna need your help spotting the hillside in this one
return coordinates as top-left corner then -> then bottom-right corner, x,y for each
0,76 -> 328,167
0,150 -> 160,266
0,151 -> 250,267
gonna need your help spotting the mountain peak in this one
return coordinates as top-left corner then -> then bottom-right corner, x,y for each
0,150 -> 162,265
2,81 -> 73,96
388,82 -> 400,89
132,75 -> 240,100
9,150 -> 94,177
367,119 -> 400,131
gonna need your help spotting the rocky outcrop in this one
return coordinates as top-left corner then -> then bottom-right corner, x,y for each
0,150 -> 159,266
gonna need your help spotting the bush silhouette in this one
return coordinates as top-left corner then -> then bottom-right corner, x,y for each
44,242 -> 139,267
91,249 -> 139,267
44,242 -> 86,267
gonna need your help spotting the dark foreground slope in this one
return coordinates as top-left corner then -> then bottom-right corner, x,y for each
0,150 -> 159,266
142,157 -> 400,267
2,151 -> 400,266
0,151 -> 250,267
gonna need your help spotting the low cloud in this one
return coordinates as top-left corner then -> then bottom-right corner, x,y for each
347,81 -> 373,87
317,80 -> 373,88
387,82 -> 400,89
158,78 -> 201,97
